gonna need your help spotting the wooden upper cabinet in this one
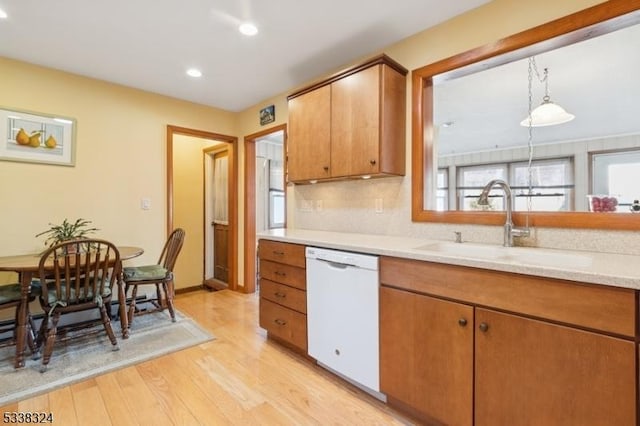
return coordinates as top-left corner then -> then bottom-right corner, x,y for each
287,85 -> 331,182
331,65 -> 381,177
287,54 -> 407,183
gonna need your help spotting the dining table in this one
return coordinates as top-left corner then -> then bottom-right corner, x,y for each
0,245 -> 143,368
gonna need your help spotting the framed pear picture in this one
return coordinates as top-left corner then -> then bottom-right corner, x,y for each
0,107 -> 76,166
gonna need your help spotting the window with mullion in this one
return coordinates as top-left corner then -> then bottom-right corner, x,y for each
592,149 -> 640,212
457,158 -> 573,212
510,158 -> 574,211
457,164 -> 507,211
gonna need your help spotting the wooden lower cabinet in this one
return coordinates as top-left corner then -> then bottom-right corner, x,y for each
258,240 -> 307,352
380,286 -> 473,426
475,308 -> 636,426
259,298 -> 307,351
380,285 -> 637,426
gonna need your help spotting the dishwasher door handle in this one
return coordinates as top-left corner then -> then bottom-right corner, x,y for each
315,258 -> 355,270
328,261 -> 350,270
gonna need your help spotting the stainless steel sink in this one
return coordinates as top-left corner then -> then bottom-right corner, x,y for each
501,248 -> 592,268
413,241 -> 507,260
413,242 -> 592,268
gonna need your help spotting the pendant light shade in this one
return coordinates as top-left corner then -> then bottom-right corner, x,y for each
520,67 -> 575,127
520,96 -> 575,127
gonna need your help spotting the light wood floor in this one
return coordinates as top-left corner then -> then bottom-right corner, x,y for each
1,290 -> 415,425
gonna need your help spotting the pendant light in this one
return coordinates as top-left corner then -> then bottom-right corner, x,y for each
520,66 -> 575,127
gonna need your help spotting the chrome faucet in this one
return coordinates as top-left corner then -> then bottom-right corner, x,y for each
477,179 -> 530,247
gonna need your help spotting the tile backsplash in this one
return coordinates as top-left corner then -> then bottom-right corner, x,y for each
290,176 -> 640,256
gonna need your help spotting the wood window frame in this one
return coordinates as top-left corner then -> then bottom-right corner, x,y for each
411,0 -> 640,230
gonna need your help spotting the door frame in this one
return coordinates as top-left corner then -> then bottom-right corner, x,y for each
243,124 -> 287,294
167,125 -> 239,291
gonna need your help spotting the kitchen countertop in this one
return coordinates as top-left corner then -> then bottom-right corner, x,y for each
258,228 -> 640,290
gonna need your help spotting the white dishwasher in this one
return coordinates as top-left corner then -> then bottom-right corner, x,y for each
306,247 -> 382,398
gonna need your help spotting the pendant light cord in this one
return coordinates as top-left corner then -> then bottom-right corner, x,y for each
525,57 -> 537,230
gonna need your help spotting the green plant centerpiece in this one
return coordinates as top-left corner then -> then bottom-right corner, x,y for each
35,218 -> 99,249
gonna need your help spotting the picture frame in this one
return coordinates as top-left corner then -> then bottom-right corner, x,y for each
260,105 -> 275,126
0,107 -> 76,166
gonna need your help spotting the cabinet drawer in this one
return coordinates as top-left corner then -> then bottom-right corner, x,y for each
260,299 -> 307,351
380,256 -> 637,337
260,279 -> 307,314
260,259 -> 306,290
259,240 -> 306,268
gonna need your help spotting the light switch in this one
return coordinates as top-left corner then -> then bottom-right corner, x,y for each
375,198 -> 383,213
316,200 -> 323,211
301,200 -> 313,211
141,198 -> 151,210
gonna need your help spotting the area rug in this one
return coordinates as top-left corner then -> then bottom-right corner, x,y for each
0,309 -> 214,407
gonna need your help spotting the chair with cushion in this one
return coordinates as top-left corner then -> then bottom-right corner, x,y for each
37,239 -> 121,372
123,228 -> 185,327
0,281 -> 39,357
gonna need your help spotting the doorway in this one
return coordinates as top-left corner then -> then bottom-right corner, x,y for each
167,125 -> 238,292
204,146 -> 230,290
244,124 -> 287,294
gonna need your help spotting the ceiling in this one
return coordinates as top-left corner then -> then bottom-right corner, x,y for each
435,22 -> 640,156
0,0 -> 489,112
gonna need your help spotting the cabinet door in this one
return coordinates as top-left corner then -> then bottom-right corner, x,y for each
331,65 -> 381,177
475,308 -> 636,426
380,286 -> 473,426
287,85 -> 331,182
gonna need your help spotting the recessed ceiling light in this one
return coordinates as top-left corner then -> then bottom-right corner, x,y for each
239,22 -> 258,36
186,68 -> 202,78
0,8 -> 8,19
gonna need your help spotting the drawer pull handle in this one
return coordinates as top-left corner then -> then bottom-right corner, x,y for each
274,319 -> 287,326
274,271 -> 286,277
274,292 -> 286,298
272,250 -> 284,256
458,318 -> 467,327
479,322 -> 489,333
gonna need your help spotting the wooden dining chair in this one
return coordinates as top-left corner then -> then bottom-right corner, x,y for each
36,239 -> 121,372
0,281 -> 39,357
123,228 -> 185,327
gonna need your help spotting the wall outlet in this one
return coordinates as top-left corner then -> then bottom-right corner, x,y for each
375,198 -> 383,213
141,197 -> 151,210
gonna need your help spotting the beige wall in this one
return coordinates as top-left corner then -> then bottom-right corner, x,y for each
386,0 -> 605,71
0,58 -> 237,286
236,95 -> 289,286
